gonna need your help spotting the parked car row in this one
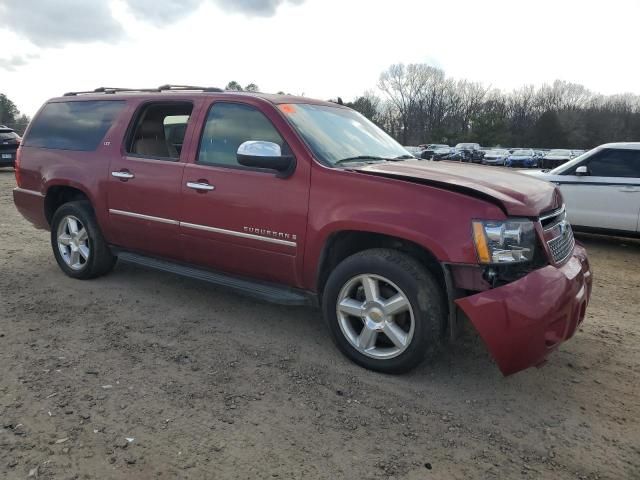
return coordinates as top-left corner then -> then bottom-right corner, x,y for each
409,144 -> 585,169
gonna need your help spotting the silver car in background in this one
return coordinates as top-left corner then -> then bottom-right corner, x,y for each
482,148 -> 510,166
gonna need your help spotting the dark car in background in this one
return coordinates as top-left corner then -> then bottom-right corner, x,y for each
419,144 -> 449,159
482,148 -> 510,166
542,149 -> 574,169
505,149 -> 539,168
454,143 -> 484,163
431,146 -> 456,160
0,125 -> 21,167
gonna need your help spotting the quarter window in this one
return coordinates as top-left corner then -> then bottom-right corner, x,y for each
24,100 -> 125,151
198,102 -> 285,167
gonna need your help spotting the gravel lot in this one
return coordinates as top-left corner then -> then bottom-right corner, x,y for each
1,168 -> 638,479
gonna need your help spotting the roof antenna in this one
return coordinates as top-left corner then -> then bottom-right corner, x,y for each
337,97 -> 344,105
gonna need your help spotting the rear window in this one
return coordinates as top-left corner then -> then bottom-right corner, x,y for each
0,131 -> 18,140
24,100 -> 125,151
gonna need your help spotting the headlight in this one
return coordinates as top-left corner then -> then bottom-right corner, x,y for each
472,220 -> 536,264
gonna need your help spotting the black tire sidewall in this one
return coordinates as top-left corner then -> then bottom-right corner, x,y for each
50,201 -> 112,279
322,249 -> 445,374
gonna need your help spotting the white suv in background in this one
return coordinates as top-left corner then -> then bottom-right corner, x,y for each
528,143 -> 640,235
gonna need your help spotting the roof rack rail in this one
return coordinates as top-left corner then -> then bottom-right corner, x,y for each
157,84 -> 224,92
63,85 -> 224,96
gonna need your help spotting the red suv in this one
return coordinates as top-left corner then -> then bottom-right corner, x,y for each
13,86 -> 592,375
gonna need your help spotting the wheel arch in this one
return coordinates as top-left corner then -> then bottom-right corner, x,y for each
315,230 -> 446,299
44,184 -> 92,226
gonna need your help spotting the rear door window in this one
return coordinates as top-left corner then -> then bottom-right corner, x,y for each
24,100 -> 125,151
126,102 -> 193,161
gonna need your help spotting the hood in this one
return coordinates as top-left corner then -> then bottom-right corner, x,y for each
353,160 -> 561,216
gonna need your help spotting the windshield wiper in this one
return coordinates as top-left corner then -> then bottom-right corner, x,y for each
334,155 -> 413,166
334,155 -> 390,165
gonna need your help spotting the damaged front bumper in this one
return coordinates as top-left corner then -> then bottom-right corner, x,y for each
455,244 -> 592,375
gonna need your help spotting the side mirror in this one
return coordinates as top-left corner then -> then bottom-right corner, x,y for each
575,165 -> 589,176
237,141 -> 295,178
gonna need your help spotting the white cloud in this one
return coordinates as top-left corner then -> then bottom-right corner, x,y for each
1,0 -> 639,116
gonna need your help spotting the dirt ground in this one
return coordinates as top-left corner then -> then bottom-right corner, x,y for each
0,169 -> 638,480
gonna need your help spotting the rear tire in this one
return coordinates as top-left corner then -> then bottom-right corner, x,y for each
50,201 -> 115,279
322,248 -> 446,374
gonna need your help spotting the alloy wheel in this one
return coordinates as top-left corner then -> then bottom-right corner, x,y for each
56,215 -> 90,271
336,274 -> 415,359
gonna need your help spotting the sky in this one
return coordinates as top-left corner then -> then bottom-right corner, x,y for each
1,0 -> 639,116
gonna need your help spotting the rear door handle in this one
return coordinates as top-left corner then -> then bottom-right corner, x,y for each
620,186 -> 640,193
111,171 -> 135,180
186,181 -> 215,192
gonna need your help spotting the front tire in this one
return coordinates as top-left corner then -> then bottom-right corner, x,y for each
322,248 -> 446,374
50,201 -> 115,279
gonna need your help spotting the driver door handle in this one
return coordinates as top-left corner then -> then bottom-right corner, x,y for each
620,186 -> 640,193
186,181 -> 215,192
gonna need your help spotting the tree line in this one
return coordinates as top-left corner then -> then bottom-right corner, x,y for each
345,64 -> 640,149
4,69 -> 640,147
0,94 -> 30,135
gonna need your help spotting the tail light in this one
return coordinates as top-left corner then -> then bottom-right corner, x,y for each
14,145 -> 22,187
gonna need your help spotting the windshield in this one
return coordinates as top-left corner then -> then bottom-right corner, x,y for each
456,143 -> 478,149
548,149 -> 571,156
279,103 -> 409,165
512,149 -> 533,156
549,147 -> 597,174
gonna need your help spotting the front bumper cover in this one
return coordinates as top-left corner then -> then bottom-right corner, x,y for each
456,244 -> 592,375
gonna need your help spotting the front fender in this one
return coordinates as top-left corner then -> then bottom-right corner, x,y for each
303,166 -> 506,290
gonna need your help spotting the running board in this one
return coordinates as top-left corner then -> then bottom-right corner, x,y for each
116,251 -> 314,307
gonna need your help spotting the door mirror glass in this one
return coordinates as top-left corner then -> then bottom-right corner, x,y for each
237,141 -> 295,177
575,165 -> 589,176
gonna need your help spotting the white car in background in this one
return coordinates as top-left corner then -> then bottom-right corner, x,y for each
527,143 -> 640,235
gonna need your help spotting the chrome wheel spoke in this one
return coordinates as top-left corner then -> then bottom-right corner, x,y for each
67,217 -> 79,235
76,228 -> 88,243
382,293 -> 410,316
78,245 -> 90,261
383,321 -> 409,349
357,326 -> 378,351
69,249 -> 81,266
361,276 -> 380,302
58,234 -> 72,246
338,298 -> 364,317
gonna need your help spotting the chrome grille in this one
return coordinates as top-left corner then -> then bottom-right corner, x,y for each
547,225 -> 575,263
541,206 -> 575,264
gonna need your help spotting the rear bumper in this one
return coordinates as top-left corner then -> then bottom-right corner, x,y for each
13,187 -> 49,230
0,152 -> 15,167
455,244 -> 592,375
